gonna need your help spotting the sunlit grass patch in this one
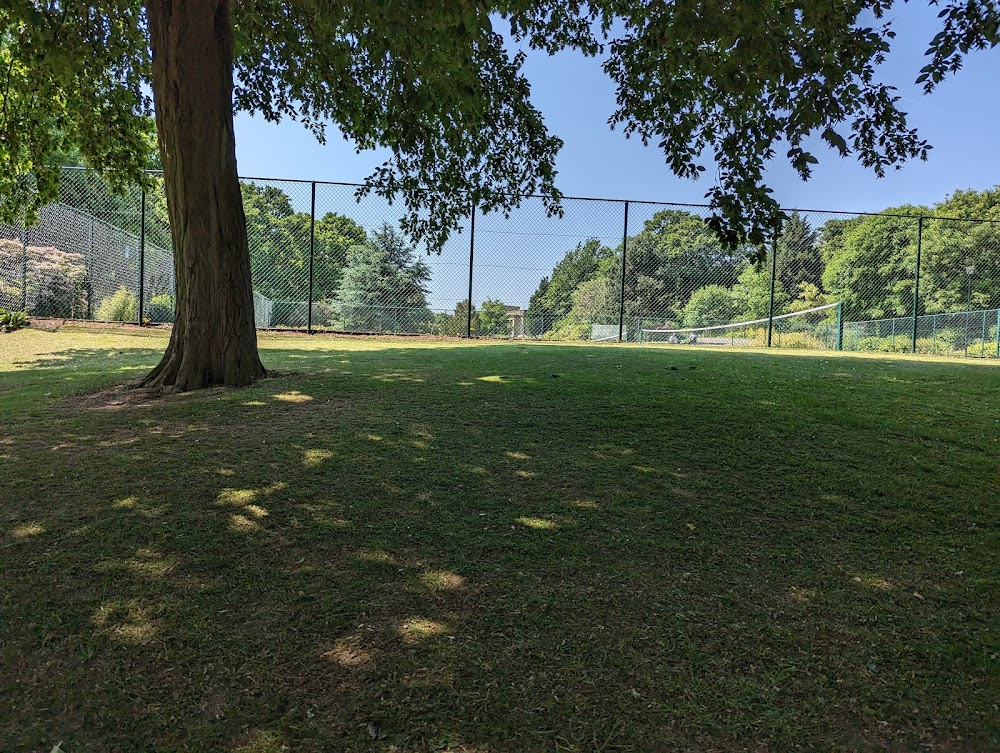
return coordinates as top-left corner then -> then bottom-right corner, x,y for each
323,639 -> 373,668
421,570 -> 466,591
10,522 -> 44,538
852,573 -> 895,591
302,448 -> 333,466
397,617 -> 450,644
272,390 -> 313,403
515,516 -> 559,530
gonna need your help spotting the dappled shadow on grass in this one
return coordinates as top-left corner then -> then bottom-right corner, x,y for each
7,347 -> 166,371
2,341 -> 999,751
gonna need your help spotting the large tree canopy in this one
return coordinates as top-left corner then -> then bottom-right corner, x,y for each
1,1 -> 997,387
616,209 -> 744,318
821,206 -> 927,319
531,238 -> 612,317
240,182 -> 366,305
604,1 -> 998,244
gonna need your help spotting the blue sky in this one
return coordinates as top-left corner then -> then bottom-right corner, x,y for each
232,6 -> 1000,309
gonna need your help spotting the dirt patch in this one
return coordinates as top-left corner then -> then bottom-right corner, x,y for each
20,318 -> 67,332
28,318 -> 171,336
64,380 -> 348,415
67,382 -> 227,411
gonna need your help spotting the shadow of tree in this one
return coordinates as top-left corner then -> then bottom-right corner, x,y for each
2,341 -> 999,751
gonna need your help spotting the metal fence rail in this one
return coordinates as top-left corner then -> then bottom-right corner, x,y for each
2,167 -> 999,359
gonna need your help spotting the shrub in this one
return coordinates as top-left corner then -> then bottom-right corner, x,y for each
882,335 -> 912,353
772,331 -> 827,350
0,279 -> 21,311
0,308 -> 29,333
682,285 -> 736,327
976,340 -> 1000,358
0,239 -> 87,317
927,338 -> 1000,358
908,330 -> 974,356
146,293 -> 175,323
309,300 -> 335,328
914,337 -> 944,355
929,327 -> 962,349
543,321 -> 590,340
96,287 -> 139,322
852,335 -> 911,353
844,333 -> 975,355
271,300 -> 310,328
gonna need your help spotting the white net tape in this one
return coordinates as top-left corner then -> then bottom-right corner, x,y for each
640,302 -> 840,337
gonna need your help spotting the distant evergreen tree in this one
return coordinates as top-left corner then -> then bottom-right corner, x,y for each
334,224 -> 431,332
774,211 -> 821,292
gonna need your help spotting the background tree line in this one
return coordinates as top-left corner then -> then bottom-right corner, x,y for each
527,187 -> 1000,338
9,177 -> 1000,338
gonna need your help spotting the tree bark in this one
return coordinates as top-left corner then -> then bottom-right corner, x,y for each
143,0 -> 265,390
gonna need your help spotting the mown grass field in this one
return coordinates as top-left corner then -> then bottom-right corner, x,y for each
1,324 -> 998,752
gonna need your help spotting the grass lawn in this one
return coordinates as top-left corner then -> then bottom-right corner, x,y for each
1,324 -> 998,752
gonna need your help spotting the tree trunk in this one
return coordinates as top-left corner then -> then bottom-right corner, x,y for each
142,0 -> 265,390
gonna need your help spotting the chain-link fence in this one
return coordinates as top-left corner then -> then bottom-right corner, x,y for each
4,167 -> 1000,359
0,173 -> 173,323
474,197 -> 625,340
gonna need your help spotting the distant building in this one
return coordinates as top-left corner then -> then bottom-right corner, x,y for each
504,305 -> 526,339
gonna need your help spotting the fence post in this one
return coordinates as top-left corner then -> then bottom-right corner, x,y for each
307,181 -> 316,334
911,216 -> 923,353
618,200 -> 629,342
996,309 -> 1000,359
466,201 -> 476,338
982,309 -> 988,358
137,187 -> 146,324
87,216 -> 95,319
836,301 -> 843,351
20,222 -> 28,312
766,232 -> 778,347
